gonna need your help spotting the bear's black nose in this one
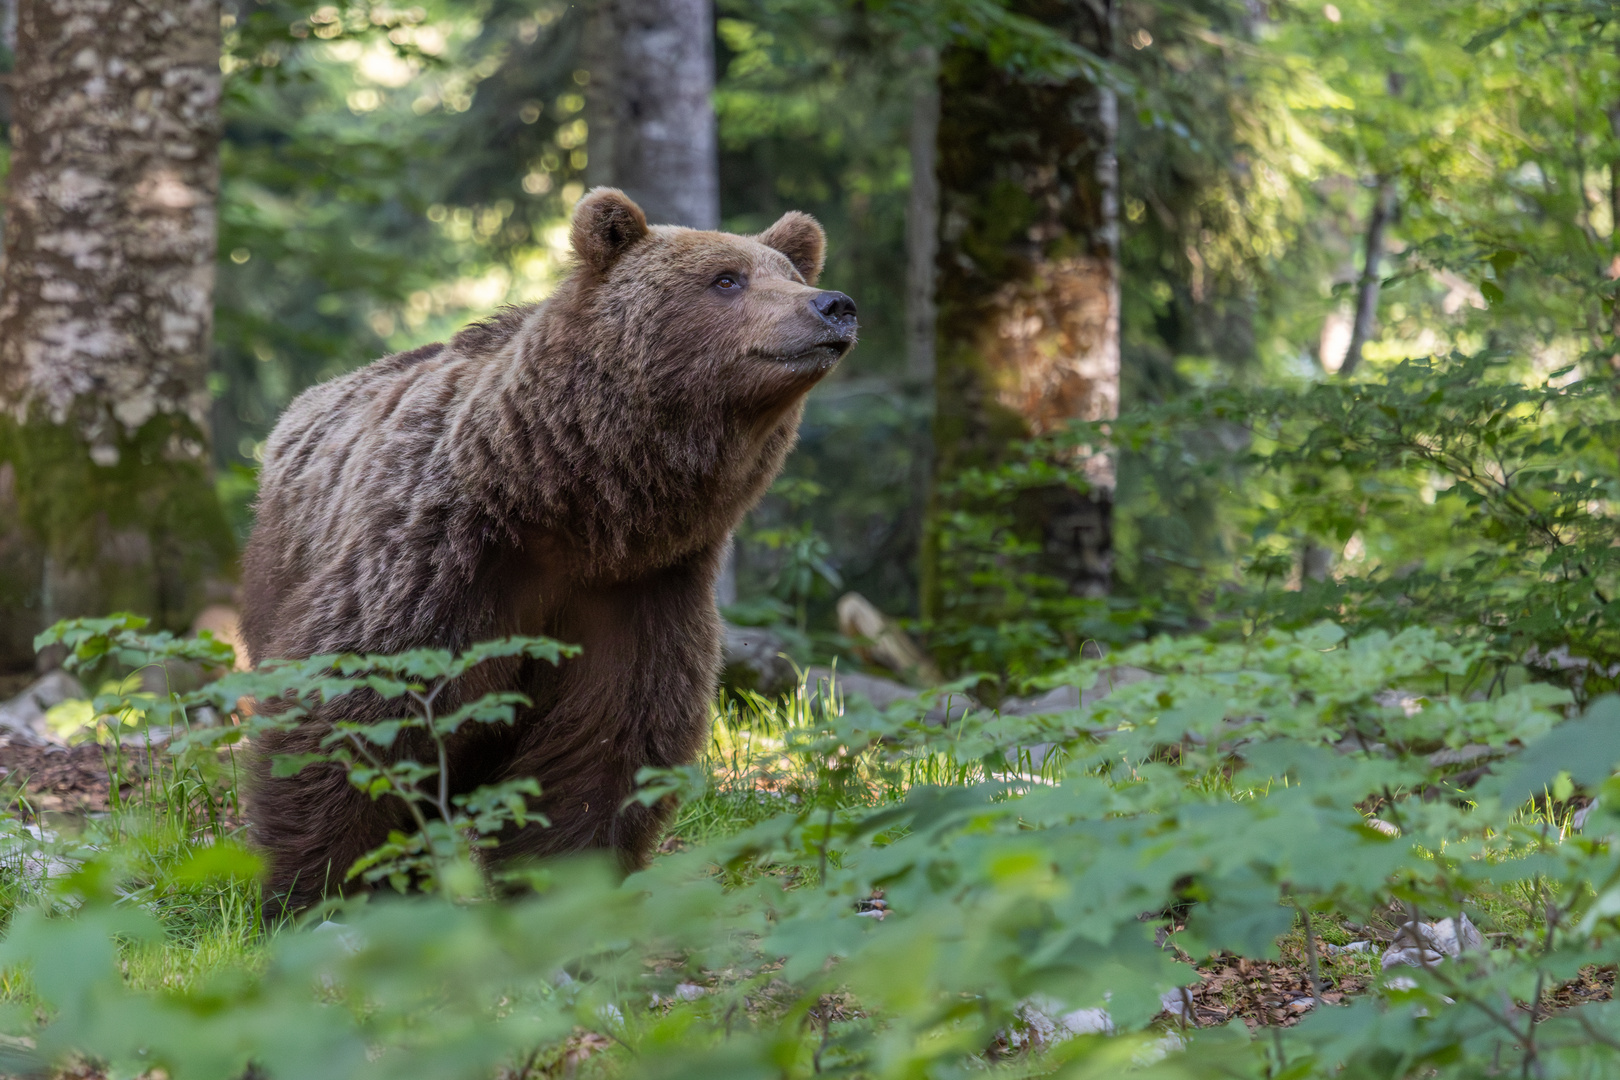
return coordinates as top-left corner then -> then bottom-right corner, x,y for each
813,290 -> 857,325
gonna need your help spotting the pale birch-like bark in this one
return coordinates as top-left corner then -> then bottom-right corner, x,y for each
582,0 -> 719,231
0,0 -> 220,452
0,0 -> 226,662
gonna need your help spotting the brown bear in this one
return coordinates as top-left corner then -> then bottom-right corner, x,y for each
240,189 -> 856,911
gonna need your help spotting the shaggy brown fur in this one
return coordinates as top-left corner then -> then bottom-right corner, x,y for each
241,190 -> 856,911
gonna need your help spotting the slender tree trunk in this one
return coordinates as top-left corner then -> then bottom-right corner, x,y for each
0,0 -> 13,136
1610,104 -> 1620,253
905,50 -> 941,614
0,0 -> 231,670
922,0 -> 1120,618
582,0 -> 719,231
1608,101 -> 1620,366
905,48 -> 940,385
1307,175 -> 1394,575
1338,175 -> 1394,377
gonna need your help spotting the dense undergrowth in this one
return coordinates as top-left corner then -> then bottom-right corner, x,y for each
1,610 -> 1619,1079
930,352 -> 1620,697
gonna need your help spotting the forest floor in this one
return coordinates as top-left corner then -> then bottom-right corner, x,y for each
0,733 -> 123,816
1,686 -> 1615,1080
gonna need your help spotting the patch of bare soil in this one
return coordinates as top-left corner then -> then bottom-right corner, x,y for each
1163,953 -> 1370,1029
1159,945 -> 1612,1031
0,733 -> 130,815
1551,964 -> 1616,1008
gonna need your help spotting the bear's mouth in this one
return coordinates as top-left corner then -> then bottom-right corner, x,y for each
776,341 -> 851,373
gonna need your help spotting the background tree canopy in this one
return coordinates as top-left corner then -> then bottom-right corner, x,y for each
5,0 -> 1617,715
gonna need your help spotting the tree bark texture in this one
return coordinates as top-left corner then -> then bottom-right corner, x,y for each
582,0 -> 719,231
1338,175 -> 1394,378
1608,100 -> 1620,361
582,0 -> 730,603
924,0 -> 1120,614
0,0 -> 14,136
905,48 -> 940,384
0,0 -> 231,669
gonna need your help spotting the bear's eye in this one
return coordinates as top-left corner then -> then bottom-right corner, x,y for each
713,273 -> 745,292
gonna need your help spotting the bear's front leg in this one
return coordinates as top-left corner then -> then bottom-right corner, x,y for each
250,714 -> 419,916
491,547 -> 723,873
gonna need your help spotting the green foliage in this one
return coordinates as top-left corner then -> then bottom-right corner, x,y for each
11,2 -> 1620,1069
288,637 -> 577,897
1107,352 -> 1620,694
1274,0 -> 1620,363
212,0 -> 588,469
923,448 -> 1159,681
746,478 -> 844,634
37,617 -> 580,901
6,619 -> 1620,1076
933,349 -> 1620,687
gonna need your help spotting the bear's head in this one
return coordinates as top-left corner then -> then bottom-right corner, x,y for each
563,188 -> 857,417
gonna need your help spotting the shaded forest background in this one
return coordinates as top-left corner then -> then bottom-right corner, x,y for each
2,0 -> 1618,690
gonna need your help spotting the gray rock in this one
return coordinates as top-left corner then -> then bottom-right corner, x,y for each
995,667 -> 1155,769
0,669 -> 86,745
997,666 -> 1155,717
1381,913 -> 1481,970
805,666 -> 918,709
721,623 -> 800,697
804,666 -> 974,726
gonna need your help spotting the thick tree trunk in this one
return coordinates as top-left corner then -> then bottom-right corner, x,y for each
923,0 -> 1120,617
0,0 -> 231,669
582,0 -> 719,231
582,0 -> 728,602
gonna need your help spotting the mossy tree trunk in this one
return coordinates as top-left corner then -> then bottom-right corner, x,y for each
921,0 -> 1120,619
0,0 -> 231,671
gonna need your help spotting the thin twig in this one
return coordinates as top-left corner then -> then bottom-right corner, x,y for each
1294,901 -> 1327,1008
817,800 -> 835,885
812,999 -> 832,1073
344,730 -> 441,887
1521,893 -> 1560,1079
1576,1011 -> 1620,1051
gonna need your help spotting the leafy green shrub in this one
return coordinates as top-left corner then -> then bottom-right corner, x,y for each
1136,353 -> 1620,701
932,352 -> 1620,692
2,617 -> 1619,1077
925,457 -> 1156,683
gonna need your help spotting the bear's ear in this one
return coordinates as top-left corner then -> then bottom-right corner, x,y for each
757,211 -> 826,285
571,188 -> 649,275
